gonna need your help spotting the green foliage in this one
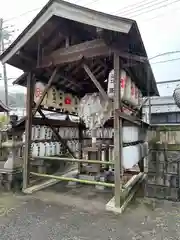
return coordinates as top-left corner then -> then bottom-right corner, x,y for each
0,29 -> 11,41
0,115 -> 9,128
0,115 -> 8,122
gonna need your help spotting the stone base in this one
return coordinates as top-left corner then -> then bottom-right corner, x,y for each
78,173 -> 109,191
67,181 -> 78,187
78,174 -> 96,181
0,168 -> 22,191
106,197 -> 123,214
95,175 -> 107,190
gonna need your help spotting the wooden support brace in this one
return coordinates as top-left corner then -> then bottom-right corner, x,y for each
33,67 -> 58,115
82,63 -> 109,101
38,109 -> 76,159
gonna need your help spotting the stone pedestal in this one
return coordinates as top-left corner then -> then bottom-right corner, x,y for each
0,169 -> 22,191
83,145 -> 109,174
0,137 -> 23,191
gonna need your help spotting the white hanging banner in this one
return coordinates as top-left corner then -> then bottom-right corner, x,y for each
78,93 -> 112,130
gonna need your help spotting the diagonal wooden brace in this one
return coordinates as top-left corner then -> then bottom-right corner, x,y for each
38,109 -> 76,159
33,67 -> 58,116
82,63 -> 109,101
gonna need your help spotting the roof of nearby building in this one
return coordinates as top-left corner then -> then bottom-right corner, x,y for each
0,101 -> 10,112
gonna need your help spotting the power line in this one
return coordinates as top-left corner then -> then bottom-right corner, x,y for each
83,0 -> 100,7
112,0 -> 155,15
113,0 -> 167,16
1,2 -> 180,55
0,78 -> 17,81
110,0 -> 180,24
122,50 -> 180,68
3,0 -> 99,23
151,57 -> 180,65
1,55 -> 180,83
2,0 -> 180,27
141,5 -> 180,23
157,79 -> 180,84
129,0 -> 180,18
2,0 -> 156,22
3,0 -> 98,23
3,7 -> 40,23
149,51 -> 180,60
1,1 -> 180,60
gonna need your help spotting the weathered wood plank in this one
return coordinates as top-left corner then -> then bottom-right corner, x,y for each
40,39 -> 111,67
23,72 -> 35,190
113,52 -> 122,208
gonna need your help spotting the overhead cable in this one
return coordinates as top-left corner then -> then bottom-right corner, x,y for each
129,0 -> 180,18
3,0 -> 180,25
3,7 -> 40,23
112,0 -> 167,16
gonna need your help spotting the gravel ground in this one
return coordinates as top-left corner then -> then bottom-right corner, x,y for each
0,188 -> 180,239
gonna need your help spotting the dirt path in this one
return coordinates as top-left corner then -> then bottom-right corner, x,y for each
0,189 -> 179,239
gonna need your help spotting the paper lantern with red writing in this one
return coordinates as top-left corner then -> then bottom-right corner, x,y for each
64,93 -> 73,112
107,69 -> 127,100
34,82 -> 47,106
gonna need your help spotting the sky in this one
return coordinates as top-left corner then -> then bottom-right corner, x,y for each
1,0 -> 180,95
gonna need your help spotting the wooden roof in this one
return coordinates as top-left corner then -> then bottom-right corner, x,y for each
0,0 -> 159,96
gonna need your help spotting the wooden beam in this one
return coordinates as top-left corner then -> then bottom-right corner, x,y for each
113,52 -> 123,208
116,51 -> 147,63
58,72 -> 83,90
84,65 -> 102,81
116,110 -> 141,126
45,67 -> 83,90
83,63 -> 109,101
33,68 -> 58,115
23,72 -> 35,190
38,109 -> 76,159
39,39 -> 110,68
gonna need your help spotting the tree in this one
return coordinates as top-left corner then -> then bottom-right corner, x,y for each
0,29 -> 11,41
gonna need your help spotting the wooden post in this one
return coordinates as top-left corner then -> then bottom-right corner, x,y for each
23,72 -> 35,190
113,52 -> 123,208
78,120 -> 83,173
147,64 -> 151,125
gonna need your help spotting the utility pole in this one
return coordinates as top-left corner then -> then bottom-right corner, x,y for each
0,18 -> 8,107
